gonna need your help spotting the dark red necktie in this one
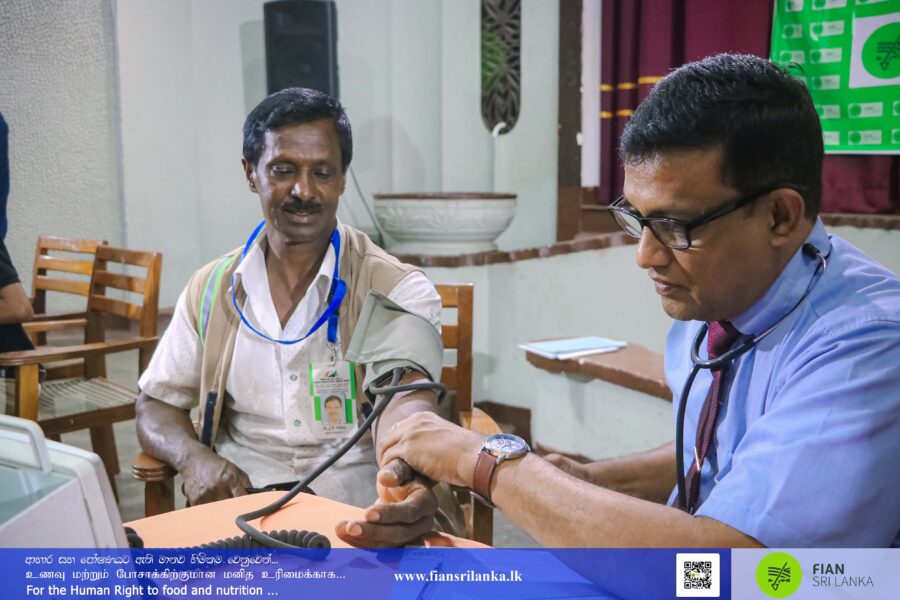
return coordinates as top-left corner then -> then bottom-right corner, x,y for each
681,320 -> 741,514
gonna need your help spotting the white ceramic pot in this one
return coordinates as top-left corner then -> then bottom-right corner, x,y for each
373,193 -> 517,255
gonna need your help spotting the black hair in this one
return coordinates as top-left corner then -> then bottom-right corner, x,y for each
324,395 -> 342,407
620,53 -> 823,218
242,87 -> 352,171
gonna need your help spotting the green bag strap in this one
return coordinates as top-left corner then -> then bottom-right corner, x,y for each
197,254 -> 238,344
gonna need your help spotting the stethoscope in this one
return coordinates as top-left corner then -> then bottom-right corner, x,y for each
674,242 -> 828,512
230,220 -> 347,346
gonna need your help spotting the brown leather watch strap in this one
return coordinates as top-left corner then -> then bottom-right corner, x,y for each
472,449 -> 499,506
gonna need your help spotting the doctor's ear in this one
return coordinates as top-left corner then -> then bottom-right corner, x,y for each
767,187 -> 806,246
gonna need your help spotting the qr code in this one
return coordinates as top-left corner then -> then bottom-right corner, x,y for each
683,561 -> 713,589
676,553 -> 719,597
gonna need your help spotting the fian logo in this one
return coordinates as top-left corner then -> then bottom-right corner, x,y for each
768,564 -> 792,590
756,552 -> 802,598
862,22 -> 900,79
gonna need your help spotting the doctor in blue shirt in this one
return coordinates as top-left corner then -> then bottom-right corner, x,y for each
373,53 -> 900,548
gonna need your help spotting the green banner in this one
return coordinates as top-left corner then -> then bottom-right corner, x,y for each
771,0 -> 900,154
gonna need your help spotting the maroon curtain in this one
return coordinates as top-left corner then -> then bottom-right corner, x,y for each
597,0 -> 899,215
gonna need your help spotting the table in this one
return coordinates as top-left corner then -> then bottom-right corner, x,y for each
125,491 -> 487,549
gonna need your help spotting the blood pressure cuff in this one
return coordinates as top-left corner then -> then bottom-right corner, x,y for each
345,291 -> 465,539
345,290 -> 443,391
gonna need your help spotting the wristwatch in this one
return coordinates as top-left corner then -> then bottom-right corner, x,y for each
472,433 -> 531,507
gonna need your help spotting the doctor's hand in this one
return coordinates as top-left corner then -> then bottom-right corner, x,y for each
336,459 -> 438,547
378,412 -> 484,489
180,449 -> 252,506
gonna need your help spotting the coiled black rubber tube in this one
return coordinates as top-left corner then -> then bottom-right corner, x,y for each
197,529 -> 330,551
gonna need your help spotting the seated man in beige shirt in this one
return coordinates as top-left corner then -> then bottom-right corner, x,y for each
137,88 -> 443,548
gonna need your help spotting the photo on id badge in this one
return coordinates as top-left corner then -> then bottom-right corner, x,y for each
310,361 -> 356,438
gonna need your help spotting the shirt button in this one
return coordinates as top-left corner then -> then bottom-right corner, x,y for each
290,374 -> 298,381
293,419 -> 301,427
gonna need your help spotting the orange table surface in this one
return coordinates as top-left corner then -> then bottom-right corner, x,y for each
126,491 -> 487,549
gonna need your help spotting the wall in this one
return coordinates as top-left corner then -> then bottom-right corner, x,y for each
114,0 -> 561,306
492,0 -> 560,251
115,0 -> 266,307
425,244 -> 673,414
0,0 -> 123,304
581,0 -> 600,188
830,225 -> 900,275
532,374 -> 673,458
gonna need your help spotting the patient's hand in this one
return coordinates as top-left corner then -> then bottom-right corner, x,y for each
181,450 -> 253,506
543,453 -> 592,483
336,458 -> 438,548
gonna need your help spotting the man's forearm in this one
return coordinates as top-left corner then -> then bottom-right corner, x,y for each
135,392 -> 214,471
584,441 -> 677,503
492,453 -> 761,548
372,371 -> 437,465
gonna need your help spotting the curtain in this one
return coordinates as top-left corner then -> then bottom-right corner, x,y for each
597,0 -> 898,214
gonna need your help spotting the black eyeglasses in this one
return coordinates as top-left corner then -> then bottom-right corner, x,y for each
607,183 -> 807,250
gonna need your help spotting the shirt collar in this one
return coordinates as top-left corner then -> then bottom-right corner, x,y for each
730,218 -> 831,335
233,224 -> 341,301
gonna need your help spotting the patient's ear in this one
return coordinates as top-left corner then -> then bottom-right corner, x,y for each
241,158 -> 256,192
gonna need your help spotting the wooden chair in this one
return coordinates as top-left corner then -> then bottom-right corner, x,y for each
435,283 -> 500,545
132,283 -> 500,544
28,236 -> 106,346
1,245 -> 162,496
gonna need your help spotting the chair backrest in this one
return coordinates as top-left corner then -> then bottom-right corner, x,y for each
435,283 -> 473,415
31,236 -> 106,315
81,246 -> 162,379
86,245 -> 162,340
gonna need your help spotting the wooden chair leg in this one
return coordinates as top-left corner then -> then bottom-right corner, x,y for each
472,495 -> 493,546
90,424 -> 120,500
144,478 -> 175,518
14,364 -> 41,421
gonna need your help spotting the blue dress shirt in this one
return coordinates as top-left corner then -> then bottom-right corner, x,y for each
665,219 -> 900,547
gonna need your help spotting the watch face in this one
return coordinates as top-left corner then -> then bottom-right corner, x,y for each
484,434 -> 528,455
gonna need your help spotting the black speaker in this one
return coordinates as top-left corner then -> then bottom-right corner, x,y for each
264,0 -> 339,98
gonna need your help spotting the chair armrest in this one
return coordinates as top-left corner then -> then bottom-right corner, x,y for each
0,336 -> 159,367
459,408 -> 502,437
30,310 -> 89,323
22,318 -> 88,334
132,450 -> 177,482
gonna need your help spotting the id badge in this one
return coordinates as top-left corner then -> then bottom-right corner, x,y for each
309,355 -> 357,440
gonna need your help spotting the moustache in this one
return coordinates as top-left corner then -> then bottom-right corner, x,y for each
282,201 -> 323,214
